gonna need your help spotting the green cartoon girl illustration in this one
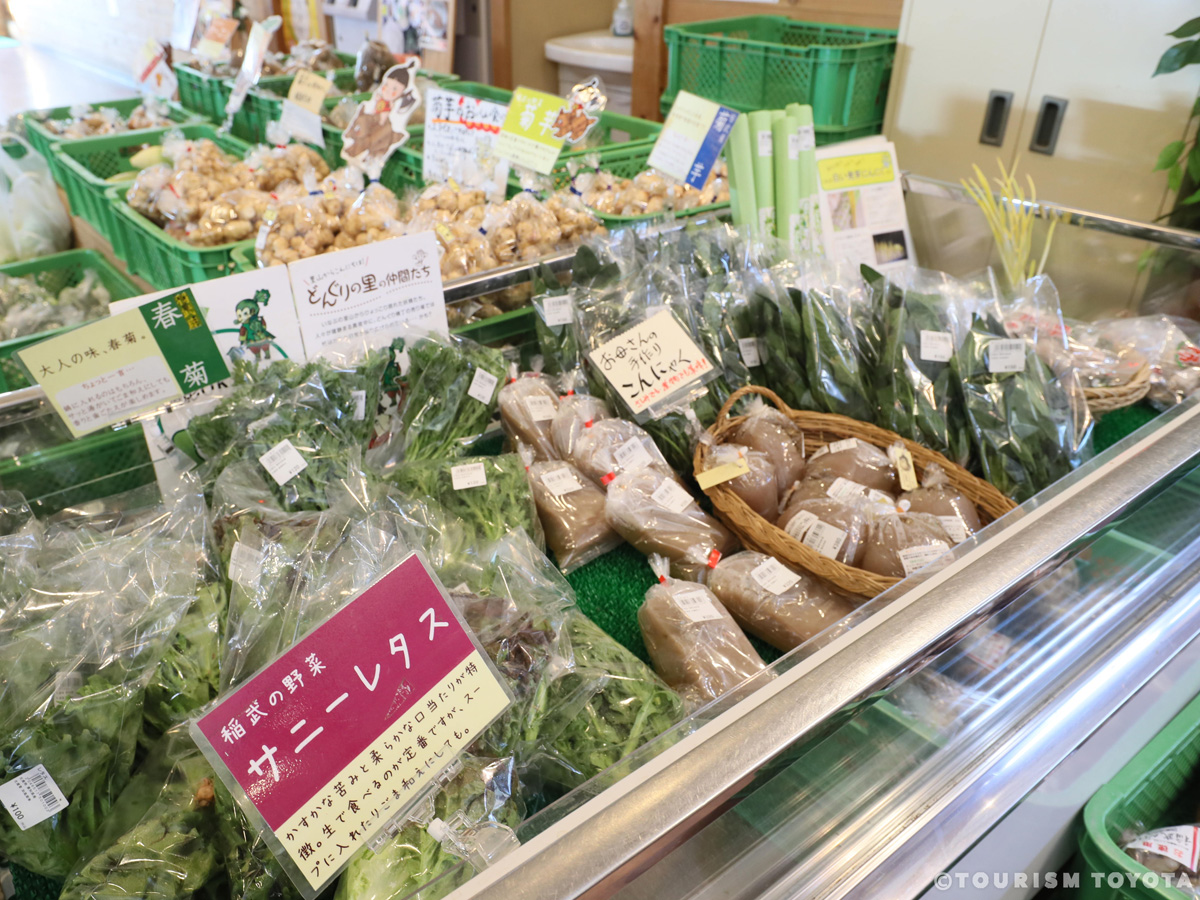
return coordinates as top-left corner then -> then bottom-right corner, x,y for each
235,289 -> 275,360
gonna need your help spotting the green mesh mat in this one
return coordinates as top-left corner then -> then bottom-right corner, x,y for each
1093,402 -> 1160,453
10,865 -> 60,900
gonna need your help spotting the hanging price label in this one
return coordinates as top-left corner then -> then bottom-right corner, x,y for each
648,91 -> 739,190
288,70 -> 333,114
493,87 -> 568,175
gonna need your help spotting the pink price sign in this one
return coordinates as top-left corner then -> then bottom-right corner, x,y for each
192,553 -> 512,896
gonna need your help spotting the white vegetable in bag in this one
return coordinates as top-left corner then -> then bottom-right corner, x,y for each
0,139 -> 71,264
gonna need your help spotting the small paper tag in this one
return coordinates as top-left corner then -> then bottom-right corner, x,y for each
351,390 -> 367,421
651,479 -> 695,514
803,520 -> 847,559
938,515 -> 969,544
0,765 -> 69,831
259,439 -> 308,486
888,445 -> 919,492
795,125 -> 816,153
525,394 -> 557,423
675,589 -> 724,623
697,455 -> 750,490
898,541 -> 950,576
451,462 -> 488,490
783,509 -> 819,542
53,672 -> 83,705
468,368 -> 500,404
751,558 -> 801,595
540,466 -> 582,497
963,629 -> 1013,671
826,477 -> 867,503
757,130 -> 773,157
787,132 -> 803,160
228,541 -> 264,587
255,224 -> 271,252
919,330 -> 954,363
738,336 -> 762,368
1125,826 -> 1200,872
288,69 -> 333,114
613,437 -> 654,472
987,338 -> 1026,373
827,438 -> 858,455
544,295 -> 574,327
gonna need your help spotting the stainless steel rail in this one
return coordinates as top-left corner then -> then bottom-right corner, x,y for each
444,400 -> 1200,900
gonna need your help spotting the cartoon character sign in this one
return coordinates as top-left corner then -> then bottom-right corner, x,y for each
551,76 -> 607,145
235,288 -> 276,360
341,59 -> 422,180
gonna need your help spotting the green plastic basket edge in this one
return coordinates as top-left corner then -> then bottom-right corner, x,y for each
663,15 -> 898,51
591,200 -> 731,227
24,100 -> 206,156
107,185 -> 256,260
1076,691 -> 1200,900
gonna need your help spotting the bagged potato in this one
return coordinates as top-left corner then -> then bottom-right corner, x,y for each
708,551 -> 857,651
639,556 -> 767,706
732,399 -> 806,490
526,457 -> 622,573
899,463 -> 982,542
550,392 -> 612,460
776,488 -> 868,567
861,512 -> 954,578
570,418 -> 673,487
700,443 -> 778,522
499,374 -> 560,462
606,468 -> 738,580
806,438 -> 898,494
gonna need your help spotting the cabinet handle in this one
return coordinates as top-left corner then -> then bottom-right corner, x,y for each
979,90 -> 1013,146
1030,96 -> 1068,155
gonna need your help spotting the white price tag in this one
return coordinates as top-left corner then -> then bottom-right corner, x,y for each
803,520 -> 847,559
919,330 -> 954,363
898,541 -> 950,576
675,589 -> 724,623
987,338 -> 1026,373
613,437 -> 654,472
540,466 -> 582,497
451,462 -> 488,490
468,368 -> 500,404
525,394 -> 557,423
812,437 -> 858,459
229,541 -> 264,587
259,439 -> 307,486
651,479 -> 695,514
826,477 -> 867,503
544,295 -> 574,327
1125,826 -> 1200,871
0,765 -> 69,831
751,557 -> 801,595
783,509 -> 819,542
787,132 -> 802,160
795,125 -> 816,152
53,672 -> 83,705
351,390 -> 367,421
738,336 -> 763,368
757,130 -> 773,157
938,515 -> 969,544
887,444 -> 919,492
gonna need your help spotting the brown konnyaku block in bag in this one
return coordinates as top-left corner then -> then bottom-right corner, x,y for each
500,377 -> 561,462
527,461 -> 622,573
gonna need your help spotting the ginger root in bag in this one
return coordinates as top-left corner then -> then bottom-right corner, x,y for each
639,558 -> 766,706
708,551 -> 856,651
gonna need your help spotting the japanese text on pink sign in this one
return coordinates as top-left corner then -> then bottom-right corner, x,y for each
192,554 -> 511,895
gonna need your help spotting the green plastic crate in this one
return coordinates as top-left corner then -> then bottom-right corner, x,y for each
0,249 -> 142,393
54,124 -> 250,251
1076,691 -> 1200,900
231,242 -> 256,273
0,424 -> 155,517
23,98 -> 206,182
592,199 -> 732,228
662,16 -> 896,130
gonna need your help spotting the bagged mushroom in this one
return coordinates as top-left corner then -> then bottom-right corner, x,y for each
731,398 -> 806,491
860,511 -> 954,579
639,556 -> 767,706
523,450 -> 622,573
605,468 -> 738,581
699,442 -> 778,522
899,463 -> 982,543
707,551 -> 857,652
499,372 -> 561,462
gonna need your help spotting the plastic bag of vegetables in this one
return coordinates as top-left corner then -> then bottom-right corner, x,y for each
0,490 -> 207,877
0,491 -> 42,618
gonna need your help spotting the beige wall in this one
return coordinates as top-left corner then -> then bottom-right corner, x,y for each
499,0 -> 613,92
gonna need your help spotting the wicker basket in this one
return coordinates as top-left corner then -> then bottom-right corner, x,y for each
693,385 -> 1018,598
1084,364 -> 1151,415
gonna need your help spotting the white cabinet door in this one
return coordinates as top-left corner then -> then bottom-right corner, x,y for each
1014,0 -> 1200,222
883,0 -> 1050,186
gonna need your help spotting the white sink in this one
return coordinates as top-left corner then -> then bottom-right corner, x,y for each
544,30 -> 634,75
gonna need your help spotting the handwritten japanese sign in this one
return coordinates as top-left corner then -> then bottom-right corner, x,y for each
493,87 -> 568,175
192,554 -> 513,898
422,88 -> 509,184
648,91 -> 738,190
288,70 -> 334,114
18,288 -> 229,438
285,232 -> 449,356
587,310 -> 714,421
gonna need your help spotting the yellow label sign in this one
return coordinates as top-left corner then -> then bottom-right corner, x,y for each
288,69 -> 333,115
696,455 -> 751,491
493,87 -> 567,175
817,151 -> 895,191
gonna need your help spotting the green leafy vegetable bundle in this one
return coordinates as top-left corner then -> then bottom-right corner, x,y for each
796,270 -> 876,422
